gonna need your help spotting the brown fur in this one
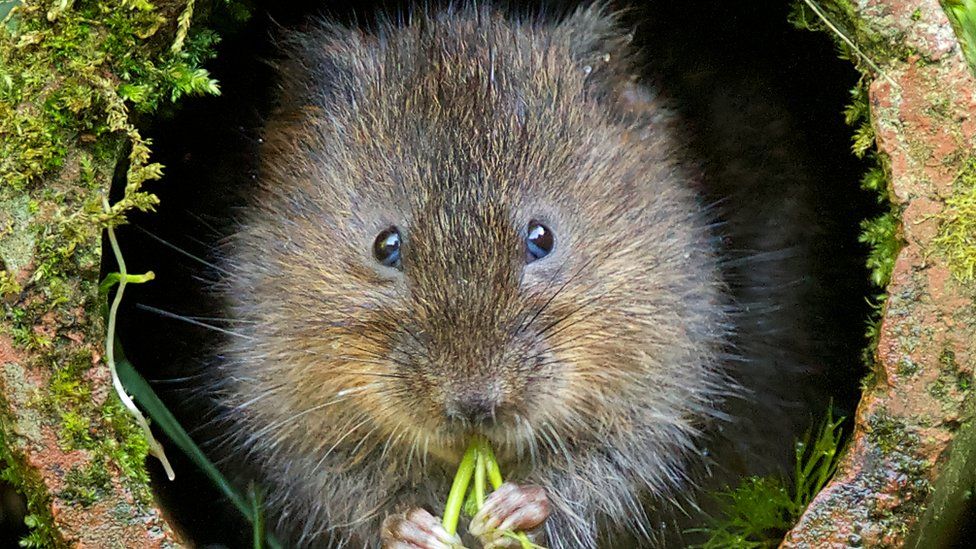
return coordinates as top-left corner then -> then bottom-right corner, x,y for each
212,4 -> 810,547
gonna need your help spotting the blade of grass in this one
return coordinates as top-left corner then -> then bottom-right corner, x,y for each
478,437 -> 503,490
114,343 -> 284,549
250,484 -> 265,549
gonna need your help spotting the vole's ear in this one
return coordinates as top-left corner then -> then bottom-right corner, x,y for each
268,21 -> 367,114
555,5 -> 663,121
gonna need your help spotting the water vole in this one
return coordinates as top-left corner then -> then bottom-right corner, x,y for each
207,4 -> 822,547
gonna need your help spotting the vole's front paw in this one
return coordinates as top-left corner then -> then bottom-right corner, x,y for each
381,508 -> 466,549
469,483 -> 550,549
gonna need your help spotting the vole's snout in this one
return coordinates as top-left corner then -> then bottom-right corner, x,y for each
444,387 -> 501,426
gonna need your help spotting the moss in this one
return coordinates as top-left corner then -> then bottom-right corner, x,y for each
1,411 -> 61,548
841,81 -> 904,290
789,0 -> 916,68
933,159 -> 976,281
852,88 -> 901,381
0,270 -> 21,297
99,397 -> 151,486
0,0 -> 226,209
696,477 -> 794,549
866,409 -> 916,455
897,357 -> 920,377
60,462 -> 111,507
940,349 -> 972,391
929,377 -> 950,400
0,0 -> 247,543
860,213 -> 901,288
928,348 -> 971,407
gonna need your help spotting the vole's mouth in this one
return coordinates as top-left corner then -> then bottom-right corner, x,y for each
419,417 -> 539,466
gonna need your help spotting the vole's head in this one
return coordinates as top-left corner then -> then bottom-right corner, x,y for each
221,6 -> 729,477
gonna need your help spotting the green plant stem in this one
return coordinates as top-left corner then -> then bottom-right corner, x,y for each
800,0 -> 897,86
443,442 -> 479,535
446,436 -> 538,548
475,451 -> 486,508
479,437 -> 503,490
102,196 -> 174,480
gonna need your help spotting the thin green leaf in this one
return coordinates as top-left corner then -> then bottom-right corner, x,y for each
115,345 -> 283,549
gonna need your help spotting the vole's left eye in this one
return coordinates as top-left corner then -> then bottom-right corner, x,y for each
526,221 -> 554,263
373,227 -> 401,268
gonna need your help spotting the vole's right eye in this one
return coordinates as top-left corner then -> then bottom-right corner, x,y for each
373,227 -> 401,268
526,221 -> 554,263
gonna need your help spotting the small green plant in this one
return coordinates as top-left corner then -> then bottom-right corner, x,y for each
943,0 -> 976,71
692,410 -> 846,548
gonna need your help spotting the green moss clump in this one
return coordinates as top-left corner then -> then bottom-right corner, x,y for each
59,463 -> 111,507
695,477 -> 795,549
928,348 -> 972,407
694,411 -> 846,548
840,81 -> 904,290
933,159 -> 976,281
866,408 -> 915,454
1,416 -> 60,548
940,349 -> 971,392
788,0 -> 915,69
0,0 -> 226,196
860,212 -> 901,287
846,81 -> 901,376
0,270 -> 21,296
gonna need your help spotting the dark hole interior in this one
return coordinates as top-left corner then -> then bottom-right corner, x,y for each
106,0 -> 877,546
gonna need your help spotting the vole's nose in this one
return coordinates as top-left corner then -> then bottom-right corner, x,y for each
445,391 -> 498,426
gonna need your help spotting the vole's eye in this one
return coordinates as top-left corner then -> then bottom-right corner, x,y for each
526,221 -> 554,263
373,227 -> 401,268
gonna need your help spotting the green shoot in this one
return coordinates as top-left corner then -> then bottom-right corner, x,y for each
793,409 -> 845,514
250,484 -> 266,549
480,440 -> 504,489
102,196 -> 173,481
444,436 -> 540,548
443,442 -> 479,535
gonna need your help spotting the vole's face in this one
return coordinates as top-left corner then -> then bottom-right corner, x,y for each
223,12 -> 727,472
369,210 -> 558,434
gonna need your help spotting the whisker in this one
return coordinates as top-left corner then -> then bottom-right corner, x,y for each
136,303 -> 255,340
133,224 -> 231,275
